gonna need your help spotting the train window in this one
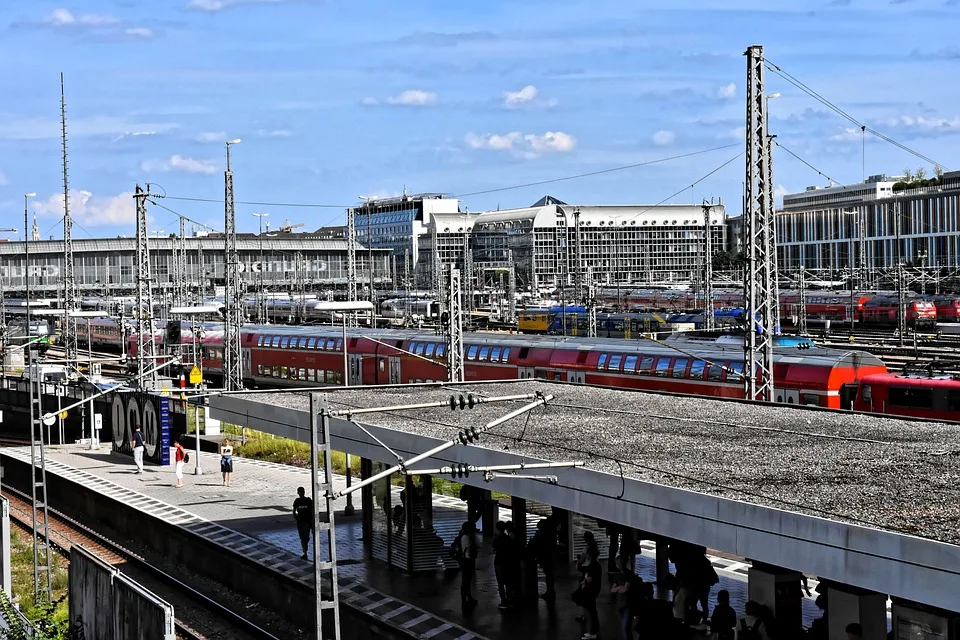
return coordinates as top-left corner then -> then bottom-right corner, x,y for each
272,366 -> 280,377
257,364 -> 264,375
335,339 -> 343,351
280,366 -> 288,378
257,336 -> 265,346
501,348 -> 510,361
638,357 -> 653,375
861,385 -> 872,402
299,368 -> 307,380
408,342 -> 417,354
690,360 -> 706,379
317,370 -> 325,383
889,387 -> 933,409
654,358 -> 671,377
298,337 -> 308,348
491,347 -> 502,361
281,337 -> 290,348
325,339 -> 336,350
307,337 -> 317,349
949,391 -> 960,411
598,353 -> 608,370
479,346 -> 490,361
671,358 -> 688,378
729,362 -> 744,381
272,336 -> 281,347
803,394 -> 819,406
416,343 -> 426,355
707,363 -> 724,381
425,343 -> 436,357
608,354 -> 622,371
436,344 -> 446,357
467,345 -> 479,360
623,355 -> 638,372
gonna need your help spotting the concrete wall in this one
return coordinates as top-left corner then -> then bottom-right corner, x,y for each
69,545 -> 175,640
209,395 -> 960,612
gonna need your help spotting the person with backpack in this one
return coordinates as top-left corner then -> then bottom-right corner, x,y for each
740,601 -> 774,640
611,555 -> 641,639
292,486 -> 314,560
452,521 -> 478,609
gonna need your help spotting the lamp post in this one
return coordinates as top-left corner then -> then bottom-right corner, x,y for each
252,213 -> 269,323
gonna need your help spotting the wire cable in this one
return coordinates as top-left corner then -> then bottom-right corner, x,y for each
774,141 -> 845,189
765,59 -> 948,170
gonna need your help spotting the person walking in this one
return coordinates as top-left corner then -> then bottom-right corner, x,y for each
530,519 -> 557,601
293,487 -> 314,560
493,521 -> 513,609
611,555 -> 640,640
174,441 -> 186,488
131,425 -> 145,474
220,439 -> 234,487
579,546 -> 602,640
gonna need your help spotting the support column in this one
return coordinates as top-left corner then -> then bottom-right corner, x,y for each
512,497 -> 537,602
480,488 -> 495,537
360,458 -> 373,546
747,562 -> 804,636
827,584 -> 887,640
404,474 -> 415,572
655,539 -> 671,601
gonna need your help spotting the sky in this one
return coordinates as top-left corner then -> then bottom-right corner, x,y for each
0,0 -> 958,240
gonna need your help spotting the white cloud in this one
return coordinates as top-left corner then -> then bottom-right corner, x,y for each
112,130 -> 157,143
0,170 -> 8,186
141,154 -> 217,175
188,0 -> 299,10
880,114 -> 960,132
0,116 -> 179,141
34,190 -> 135,227
717,83 -> 737,99
505,85 -> 538,107
831,127 -> 862,142
386,90 -> 437,106
652,130 -> 676,146
43,8 -> 119,27
255,129 -> 293,138
196,131 -> 227,143
466,131 -> 576,157
123,27 -> 154,38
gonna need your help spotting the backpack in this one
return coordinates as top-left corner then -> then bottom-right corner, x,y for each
449,535 -> 464,562
738,618 -> 763,640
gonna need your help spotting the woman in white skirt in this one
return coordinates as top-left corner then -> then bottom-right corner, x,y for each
174,441 -> 186,488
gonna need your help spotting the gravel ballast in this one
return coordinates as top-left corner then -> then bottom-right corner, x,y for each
241,381 -> 960,545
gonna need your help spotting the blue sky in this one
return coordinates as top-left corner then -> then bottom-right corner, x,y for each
1,0 -> 957,239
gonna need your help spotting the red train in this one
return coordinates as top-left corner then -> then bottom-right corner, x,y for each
931,296 -> 960,323
860,296 -> 937,329
131,323 -> 885,410
854,372 -> 960,421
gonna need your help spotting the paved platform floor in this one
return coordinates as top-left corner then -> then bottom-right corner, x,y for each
28,445 -> 827,639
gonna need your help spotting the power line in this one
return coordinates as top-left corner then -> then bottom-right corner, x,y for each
774,141 -> 845,189
764,59 -> 948,170
453,143 -> 741,198
158,143 -> 742,210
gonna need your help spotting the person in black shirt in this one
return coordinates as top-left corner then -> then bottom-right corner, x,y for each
493,520 -> 511,609
131,425 -> 145,473
710,589 -> 736,640
579,547 -> 602,640
292,486 -> 314,560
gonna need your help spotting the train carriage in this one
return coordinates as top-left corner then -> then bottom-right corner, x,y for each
854,372 -> 960,421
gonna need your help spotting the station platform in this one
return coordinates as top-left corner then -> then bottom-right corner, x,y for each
0,445 -> 826,639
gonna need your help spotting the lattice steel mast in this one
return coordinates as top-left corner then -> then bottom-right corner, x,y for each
175,216 -> 188,308
446,267 -> 464,382
346,208 -> 357,327
703,201 -> 715,331
134,185 -> 158,389
60,73 -> 79,365
507,249 -> 517,324
223,139 -> 244,391
743,45 -> 776,402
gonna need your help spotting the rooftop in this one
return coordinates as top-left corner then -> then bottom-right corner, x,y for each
242,380 -> 960,545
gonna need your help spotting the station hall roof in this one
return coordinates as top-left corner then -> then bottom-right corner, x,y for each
238,380 -> 960,546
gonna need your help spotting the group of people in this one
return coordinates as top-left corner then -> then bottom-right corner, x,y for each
128,426 -> 235,488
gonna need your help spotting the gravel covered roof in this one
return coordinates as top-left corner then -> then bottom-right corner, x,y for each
243,381 -> 960,545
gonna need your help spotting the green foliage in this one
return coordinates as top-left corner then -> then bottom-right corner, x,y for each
892,176 -> 943,192
225,425 -> 360,473
0,529 -> 73,639
712,250 -> 745,271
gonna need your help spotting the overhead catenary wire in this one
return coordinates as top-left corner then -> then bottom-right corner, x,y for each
764,58 -> 948,170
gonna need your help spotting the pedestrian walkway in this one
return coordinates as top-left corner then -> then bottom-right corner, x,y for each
13,445 -> 826,639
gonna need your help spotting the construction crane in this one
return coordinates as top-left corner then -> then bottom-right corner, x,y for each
278,219 -> 305,233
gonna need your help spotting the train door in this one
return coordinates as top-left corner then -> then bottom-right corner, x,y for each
778,389 -> 799,404
388,357 -> 402,384
566,370 -> 585,384
349,354 -> 363,386
518,367 -> 536,379
840,384 -> 858,410
241,348 -> 252,379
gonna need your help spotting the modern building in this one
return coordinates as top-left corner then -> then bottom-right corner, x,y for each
420,198 -> 728,291
776,171 -> 960,276
351,192 -> 461,276
0,234 -> 391,296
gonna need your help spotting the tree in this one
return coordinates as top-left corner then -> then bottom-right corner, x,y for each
935,165 -> 944,180
902,167 -> 913,181
916,166 -> 927,180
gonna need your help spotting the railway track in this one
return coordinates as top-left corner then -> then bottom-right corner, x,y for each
1,484 -> 280,640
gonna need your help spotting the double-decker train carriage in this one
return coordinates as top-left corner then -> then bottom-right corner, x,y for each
778,292 -> 872,326
546,312 -> 670,338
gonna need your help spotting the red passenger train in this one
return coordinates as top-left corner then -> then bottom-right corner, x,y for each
153,324 -> 885,410
854,372 -> 960,421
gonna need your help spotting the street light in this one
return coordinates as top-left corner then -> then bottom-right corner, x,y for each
225,138 -> 241,172
252,213 -> 269,323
